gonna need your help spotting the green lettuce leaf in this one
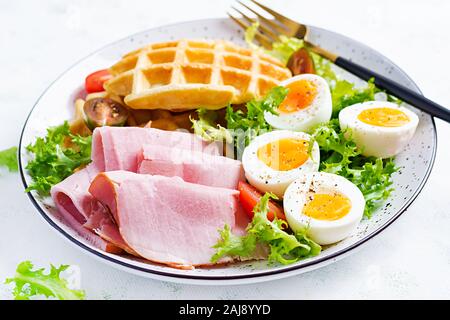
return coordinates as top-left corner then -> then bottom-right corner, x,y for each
5,261 -> 85,300
192,86 -> 288,148
225,86 -> 288,150
26,121 -> 92,195
331,79 -> 378,117
211,224 -> 257,263
346,157 -> 397,217
211,193 -> 321,264
191,109 -> 232,143
310,119 -> 359,174
0,146 -> 18,172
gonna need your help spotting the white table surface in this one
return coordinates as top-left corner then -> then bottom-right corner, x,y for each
0,0 -> 449,300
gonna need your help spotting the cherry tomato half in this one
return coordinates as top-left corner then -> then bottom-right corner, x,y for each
85,69 -> 112,93
238,181 -> 286,221
287,48 -> 315,75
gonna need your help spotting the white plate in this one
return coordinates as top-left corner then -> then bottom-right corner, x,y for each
18,18 -> 436,285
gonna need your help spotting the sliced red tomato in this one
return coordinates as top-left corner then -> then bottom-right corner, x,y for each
238,181 -> 286,221
85,69 -> 112,93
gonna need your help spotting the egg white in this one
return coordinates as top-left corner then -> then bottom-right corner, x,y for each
339,101 -> 419,158
264,74 -> 332,132
242,130 -> 320,198
284,172 -> 365,245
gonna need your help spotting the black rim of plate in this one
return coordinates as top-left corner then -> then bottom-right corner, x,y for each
18,18 -> 437,281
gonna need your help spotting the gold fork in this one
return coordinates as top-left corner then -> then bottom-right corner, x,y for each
228,0 -> 450,123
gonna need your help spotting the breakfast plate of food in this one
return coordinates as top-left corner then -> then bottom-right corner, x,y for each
19,17 -> 436,284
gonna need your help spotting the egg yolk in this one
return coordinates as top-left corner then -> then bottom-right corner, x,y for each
257,138 -> 309,171
303,193 -> 352,221
358,107 -> 410,127
278,80 -> 317,113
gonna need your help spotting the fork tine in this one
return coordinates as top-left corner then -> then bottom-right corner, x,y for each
227,12 -> 273,49
252,31 -> 274,50
249,0 -> 298,30
231,6 -> 279,41
227,12 -> 250,31
236,0 -> 290,36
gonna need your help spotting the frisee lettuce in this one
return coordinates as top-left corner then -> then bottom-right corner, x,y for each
225,86 -> 288,150
26,121 -> 92,195
191,109 -> 232,143
5,261 -> 85,300
310,119 -> 397,217
211,193 -> 321,264
346,157 -> 397,217
311,119 -> 359,174
0,146 -> 18,172
190,87 -> 287,150
331,78 -> 378,117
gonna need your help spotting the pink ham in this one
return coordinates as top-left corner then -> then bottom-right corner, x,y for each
51,188 -> 123,254
92,126 -> 220,172
89,171 -> 248,269
50,163 -> 132,253
83,204 -> 138,256
137,145 -> 244,189
51,126 -> 219,253
51,163 -> 98,224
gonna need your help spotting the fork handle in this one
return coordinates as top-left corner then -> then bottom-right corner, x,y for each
334,57 -> 450,123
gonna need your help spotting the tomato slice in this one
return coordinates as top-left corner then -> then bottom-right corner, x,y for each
238,181 -> 286,221
85,69 -> 112,93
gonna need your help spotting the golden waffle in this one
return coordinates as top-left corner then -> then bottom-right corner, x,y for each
104,39 -> 291,110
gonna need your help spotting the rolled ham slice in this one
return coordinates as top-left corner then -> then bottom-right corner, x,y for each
49,163 -> 127,252
51,126 -> 219,253
50,163 -> 135,254
137,145 -> 244,189
89,171 -> 247,269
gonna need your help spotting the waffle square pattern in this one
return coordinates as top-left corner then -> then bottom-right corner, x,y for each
104,39 -> 292,110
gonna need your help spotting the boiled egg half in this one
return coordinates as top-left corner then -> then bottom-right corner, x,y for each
242,130 -> 319,198
264,74 -> 332,132
339,101 -> 419,158
284,172 -> 365,245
